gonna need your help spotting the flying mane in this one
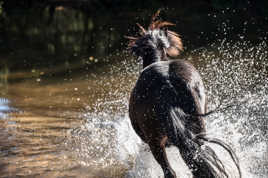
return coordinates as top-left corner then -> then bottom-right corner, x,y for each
125,10 -> 183,59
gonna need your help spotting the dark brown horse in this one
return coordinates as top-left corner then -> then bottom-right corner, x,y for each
127,11 -> 241,178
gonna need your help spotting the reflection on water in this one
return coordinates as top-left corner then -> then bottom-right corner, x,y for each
0,114 -> 81,177
0,42 -> 268,177
0,55 -> 139,177
0,98 -> 10,118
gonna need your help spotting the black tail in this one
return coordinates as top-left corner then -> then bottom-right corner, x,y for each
165,107 -> 242,178
197,134 -> 242,178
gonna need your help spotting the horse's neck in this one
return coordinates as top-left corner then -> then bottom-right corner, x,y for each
142,49 -> 166,68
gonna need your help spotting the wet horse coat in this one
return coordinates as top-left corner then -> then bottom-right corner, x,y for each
130,60 -> 206,140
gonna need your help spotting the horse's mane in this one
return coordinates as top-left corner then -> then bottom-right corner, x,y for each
125,10 -> 183,57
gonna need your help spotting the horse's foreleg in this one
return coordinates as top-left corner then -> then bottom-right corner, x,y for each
149,136 -> 176,178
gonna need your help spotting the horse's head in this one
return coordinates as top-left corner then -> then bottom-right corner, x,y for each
126,10 -> 183,67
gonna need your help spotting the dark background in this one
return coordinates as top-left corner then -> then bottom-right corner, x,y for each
0,0 -> 267,71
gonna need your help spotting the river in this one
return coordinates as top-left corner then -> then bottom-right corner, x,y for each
0,4 -> 267,178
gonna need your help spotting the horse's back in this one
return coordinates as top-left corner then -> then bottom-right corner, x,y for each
129,60 -> 206,142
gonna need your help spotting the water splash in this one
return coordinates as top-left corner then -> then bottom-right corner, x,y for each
191,39 -> 268,178
64,39 -> 267,177
64,56 -> 143,177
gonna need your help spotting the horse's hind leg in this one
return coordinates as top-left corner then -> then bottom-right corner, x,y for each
148,136 -> 176,178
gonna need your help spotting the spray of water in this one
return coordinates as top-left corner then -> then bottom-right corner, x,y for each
198,40 -> 268,178
64,38 -> 267,178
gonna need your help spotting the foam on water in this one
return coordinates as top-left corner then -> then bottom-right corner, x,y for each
65,39 -> 267,178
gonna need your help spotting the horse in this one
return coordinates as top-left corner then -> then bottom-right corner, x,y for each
126,11 -> 241,178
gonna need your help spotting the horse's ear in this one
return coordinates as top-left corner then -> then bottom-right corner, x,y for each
151,9 -> 162,23
166,30 -> 183,57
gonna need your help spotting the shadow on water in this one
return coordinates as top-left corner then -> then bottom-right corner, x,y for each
0,1 -> 268,178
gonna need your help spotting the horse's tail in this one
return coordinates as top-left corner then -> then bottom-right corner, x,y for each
166,107 -> 242,178
197,134 -> 242,178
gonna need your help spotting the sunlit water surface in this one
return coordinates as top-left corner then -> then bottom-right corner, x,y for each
0,40 -> 267,178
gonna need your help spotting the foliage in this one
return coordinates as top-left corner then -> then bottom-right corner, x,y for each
0,1 -> 3,15
0,0 -> 267,71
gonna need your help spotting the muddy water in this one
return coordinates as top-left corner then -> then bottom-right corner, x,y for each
0,40 -> 268,178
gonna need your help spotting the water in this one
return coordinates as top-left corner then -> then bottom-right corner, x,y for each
1,4 -> 268,177
1,38 -> 267,177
